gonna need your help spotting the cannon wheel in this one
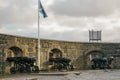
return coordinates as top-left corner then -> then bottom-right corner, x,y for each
26,66 -> 32,73
10,67 -> 16,74
57,63 -> 63,71
33,66 -> 39,73
19,65 -> 25,73
69,65 -> 74,71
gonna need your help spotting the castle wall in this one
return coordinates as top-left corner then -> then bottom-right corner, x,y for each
0,33 -> 120,73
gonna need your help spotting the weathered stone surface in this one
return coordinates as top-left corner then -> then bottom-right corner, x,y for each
0,33 -> 120,72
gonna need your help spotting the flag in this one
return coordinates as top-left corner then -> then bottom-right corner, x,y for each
39,0 -> 48,18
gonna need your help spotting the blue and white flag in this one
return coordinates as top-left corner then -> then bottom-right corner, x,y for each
39,0 -> 48,18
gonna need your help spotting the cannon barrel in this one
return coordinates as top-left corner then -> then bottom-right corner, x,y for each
6,57 -> 15,62
49,58 -> 71,63
6,57 -> 36,63
6,57 -> 39,74
49,57 -> 73,71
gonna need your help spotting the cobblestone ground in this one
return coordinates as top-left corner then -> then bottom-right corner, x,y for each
0,70 -> 120,80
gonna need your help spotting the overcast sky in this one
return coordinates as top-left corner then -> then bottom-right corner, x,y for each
0,0 -> 120,42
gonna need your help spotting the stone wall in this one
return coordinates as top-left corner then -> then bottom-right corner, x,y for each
0,33 -> 120,72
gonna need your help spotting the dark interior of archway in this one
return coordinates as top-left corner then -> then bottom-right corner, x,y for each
49,48 -> 62,58
91,51 -> 103,58
87,51 -> 104,60
9,47 -> 23,57
84,51 -> 105,69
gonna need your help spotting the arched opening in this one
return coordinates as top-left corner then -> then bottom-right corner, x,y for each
5,46 -> 23,70
85,50 -> 104,69
8,46 -> 23,57
49,48 -> 62,58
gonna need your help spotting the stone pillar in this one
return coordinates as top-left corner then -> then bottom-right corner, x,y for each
82,53 -> 86,69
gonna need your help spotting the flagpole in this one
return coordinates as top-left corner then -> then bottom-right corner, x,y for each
38,0 -> 40,69
37,0 -> 47,70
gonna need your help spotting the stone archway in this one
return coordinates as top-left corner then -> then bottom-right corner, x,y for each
5,46 -> 23,73
48,48 -> 62,69
7,46 -> 23,57
49,48 -> 62,59
85,50 -> 104,69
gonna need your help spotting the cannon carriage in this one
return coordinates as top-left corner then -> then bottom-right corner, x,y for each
6,57 -> 39,74
49,57 -> 74,71
91,57 -> 114,69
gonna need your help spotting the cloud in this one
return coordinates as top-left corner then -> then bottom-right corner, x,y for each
0,0 -> 37,25
0,0 -> 38,37
46,0 -> 120,29
40,26 -> 88,42
1,0 -> 120,42
49,0 -> 120,17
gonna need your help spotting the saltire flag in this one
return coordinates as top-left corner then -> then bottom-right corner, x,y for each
39,0 -> 48,18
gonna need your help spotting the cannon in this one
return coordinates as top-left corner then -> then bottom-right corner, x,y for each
6,57 -> 39,74
49,57 -> 74,71
91,57 -> 114,69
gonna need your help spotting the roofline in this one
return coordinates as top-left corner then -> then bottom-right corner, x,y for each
0,33 -> 120,44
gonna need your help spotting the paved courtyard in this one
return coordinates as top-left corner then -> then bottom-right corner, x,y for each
0,70 -> 120,80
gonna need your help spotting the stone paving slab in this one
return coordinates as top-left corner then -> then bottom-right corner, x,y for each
31,71 -> 81,76
0,70 -> 120,80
